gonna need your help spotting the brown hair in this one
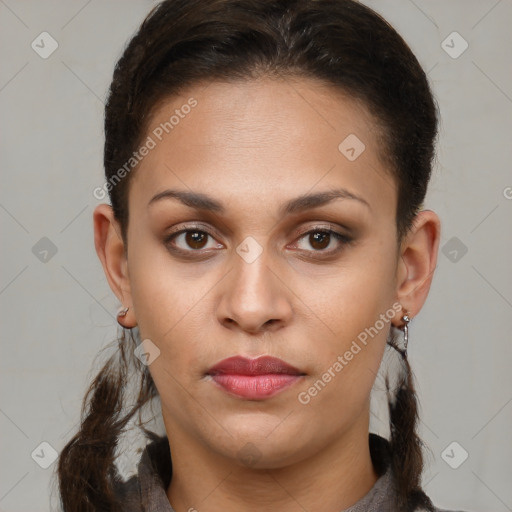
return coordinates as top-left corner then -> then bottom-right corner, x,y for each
57,0 -> 438,510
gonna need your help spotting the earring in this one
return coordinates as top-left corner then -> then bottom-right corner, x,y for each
400,312 -> 411,357
117,306 -> 130,328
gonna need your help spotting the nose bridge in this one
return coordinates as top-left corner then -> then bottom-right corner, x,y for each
234,245 -> 273,300
217,237 -> 291,333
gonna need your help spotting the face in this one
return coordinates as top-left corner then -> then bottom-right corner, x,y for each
100,76 -> 425,469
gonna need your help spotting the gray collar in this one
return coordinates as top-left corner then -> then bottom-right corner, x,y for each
131,434 -> 401,512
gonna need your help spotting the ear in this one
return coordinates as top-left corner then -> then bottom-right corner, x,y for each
93,204 -> 137,328
393,210 -> 441,325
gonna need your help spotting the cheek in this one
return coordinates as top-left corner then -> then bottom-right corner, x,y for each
296,316 -> 389,431
127,231 -> 186,320
127,243 -> 223,373
294,244 -> 396,399
131,274 -> 204,356
300,252 -> 396,346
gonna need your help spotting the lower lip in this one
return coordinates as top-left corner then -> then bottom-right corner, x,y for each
209,374 -> 303,400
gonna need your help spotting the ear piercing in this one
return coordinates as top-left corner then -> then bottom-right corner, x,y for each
400,312 -> 411,357
117,306 -> 129,317
117,306 -> 130,328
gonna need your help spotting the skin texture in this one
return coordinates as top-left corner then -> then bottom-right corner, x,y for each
93,76 -> 440,512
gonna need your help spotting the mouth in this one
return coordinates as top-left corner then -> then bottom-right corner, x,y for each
206,355 -> 306,400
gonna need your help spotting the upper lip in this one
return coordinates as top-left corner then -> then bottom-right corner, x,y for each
207,356 -> 304,376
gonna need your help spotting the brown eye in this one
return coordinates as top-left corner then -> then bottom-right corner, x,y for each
309,231 -> 331,250
164,227 -> 223,254
294,228 -> 352,256
184,230 -> 208,249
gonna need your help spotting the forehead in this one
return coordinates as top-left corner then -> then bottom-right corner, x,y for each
129,76 -> 397,219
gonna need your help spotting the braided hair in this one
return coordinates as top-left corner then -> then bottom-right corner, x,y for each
57,1 -> 439,510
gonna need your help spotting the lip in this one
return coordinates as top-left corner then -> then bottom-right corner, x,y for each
206,356 -> 305,400
208,355 -> 303,376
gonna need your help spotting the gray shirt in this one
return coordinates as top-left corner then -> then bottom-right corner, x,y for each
113,434 -> 466,512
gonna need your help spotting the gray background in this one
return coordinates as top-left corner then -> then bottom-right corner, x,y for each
1,0 -> 511,510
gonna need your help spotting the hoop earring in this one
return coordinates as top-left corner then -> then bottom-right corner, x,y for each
400,313 -> 411,357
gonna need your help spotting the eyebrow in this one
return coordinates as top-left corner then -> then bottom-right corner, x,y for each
147,187 -> 371,215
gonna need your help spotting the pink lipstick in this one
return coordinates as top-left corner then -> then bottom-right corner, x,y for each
206,355 -> 305,400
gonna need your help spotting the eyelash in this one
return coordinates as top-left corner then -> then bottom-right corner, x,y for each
164,223 -> 353,259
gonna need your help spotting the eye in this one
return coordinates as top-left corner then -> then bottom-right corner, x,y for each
164,226 -> 223,254
292,227 -> 352,255
164,224 -> 353,258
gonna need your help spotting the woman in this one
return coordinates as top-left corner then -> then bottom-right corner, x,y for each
57,0 -> 468,510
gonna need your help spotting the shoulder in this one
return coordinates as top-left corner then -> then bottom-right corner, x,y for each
111,473 -> 143,512
111,433 -> 172,511
368,435 -> 470,512
434,508 -> 471,512
417,506 -> 470,512
431,509 -> 469,512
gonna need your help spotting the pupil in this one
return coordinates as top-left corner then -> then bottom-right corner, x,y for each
311,232 -> 329,250
186,231 -> 206,249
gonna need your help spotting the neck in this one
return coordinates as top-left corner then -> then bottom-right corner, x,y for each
166,412 -> 379,512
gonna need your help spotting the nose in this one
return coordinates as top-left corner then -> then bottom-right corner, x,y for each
216,247 -> 293,335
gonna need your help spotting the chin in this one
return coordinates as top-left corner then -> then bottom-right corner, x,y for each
205,422 -> 311,469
